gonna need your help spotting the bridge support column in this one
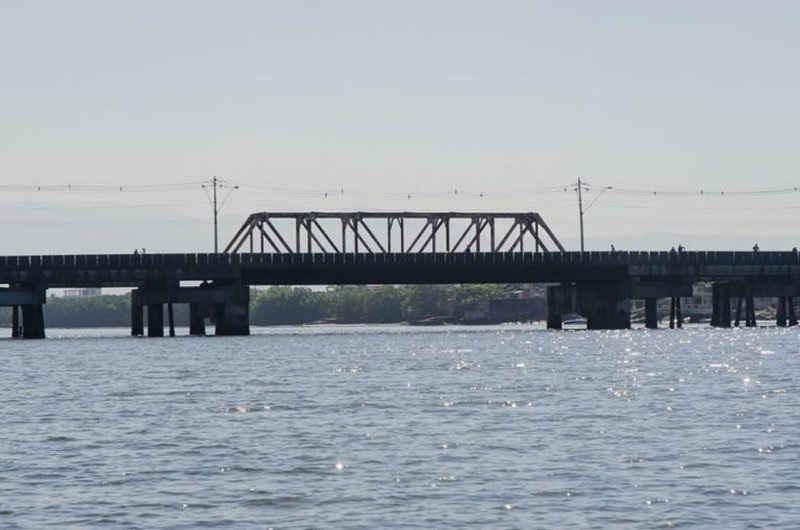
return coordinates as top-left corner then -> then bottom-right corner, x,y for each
168,303 -> 176,337
189,303 -> 207,336
745,296 -> 756,327
132,282 -> 249,337
2,285 -> 47,339
546,284 -> 575,330
576,281 -> 631,330
669,297 -> 682,328
776,296 -> 787,327
21,304 -> 46,339
131,292 -> 144,336
644,298 -> 658,329
547,282 -> 631,330
147,304 -> 164,337
11,305 -> 21,338
214,285 -> 250,336
775,295 -> 797,327
711,283 -> 732,328
734,295 -> 744,327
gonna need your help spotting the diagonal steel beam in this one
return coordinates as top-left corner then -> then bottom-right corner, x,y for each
263,218 -> 294,253
357,218 -> 387,253
405,218 -> 432,253
312,218 -> 340,253
256,222 -> 284,253
533,214 -> 565,251
223,214 -> 257,253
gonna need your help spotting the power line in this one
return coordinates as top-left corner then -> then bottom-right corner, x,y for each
0,180 -> 206,193
237,182 -> 570,199
2,177 -> 800,203
0,201 -> 206,210
581,181 -> 800,198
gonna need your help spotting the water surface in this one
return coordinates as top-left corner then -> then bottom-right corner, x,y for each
2,325 -> 798,528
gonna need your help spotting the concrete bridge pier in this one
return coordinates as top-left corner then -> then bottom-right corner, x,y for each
547,281 -> 631,329
147,303 -> 165,337
731,282 -> 756,327
775,296 -> 797,327
189,303 -> 207,335
734,294 -> 744,327
669,297 -> 682,328
745,295 -> 756,327
546,284 -> 574,330
131,302 -> 144,336
0,285 -> 46,339
711,283 -> 733,328
644,298 -> 658,329
577,281 -> 631,330
20,304 -> 46,339
167,303 -> 176,337
130,289 -> 145,336
776,296 -> 786,327
631,280 -> 692,330
11,305 -> 20,338
737,280 -> 798,328
131,282 -> 250,337
131,283 -> 171,337
213,284 -> 250,336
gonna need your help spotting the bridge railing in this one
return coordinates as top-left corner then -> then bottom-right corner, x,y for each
0,250 -> 799,272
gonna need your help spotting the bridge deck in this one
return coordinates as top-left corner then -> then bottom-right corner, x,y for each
0,251 -> 796,288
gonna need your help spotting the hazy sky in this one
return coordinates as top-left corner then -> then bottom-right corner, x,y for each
2,1 -> 799,253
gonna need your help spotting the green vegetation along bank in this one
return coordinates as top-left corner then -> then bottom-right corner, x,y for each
0,285 -> 545,328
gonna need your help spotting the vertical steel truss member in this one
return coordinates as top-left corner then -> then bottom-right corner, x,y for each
224,212 -> 564,254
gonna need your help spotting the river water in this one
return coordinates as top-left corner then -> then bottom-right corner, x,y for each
1,324 -> 798,528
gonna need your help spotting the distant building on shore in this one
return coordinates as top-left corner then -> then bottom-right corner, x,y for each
63,287 -> 102,298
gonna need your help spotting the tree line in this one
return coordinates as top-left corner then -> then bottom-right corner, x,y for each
0,285 -> 512,328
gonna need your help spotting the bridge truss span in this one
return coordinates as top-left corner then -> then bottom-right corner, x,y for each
224,211 -> 565,255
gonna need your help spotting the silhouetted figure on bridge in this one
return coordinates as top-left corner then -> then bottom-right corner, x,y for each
752,244 -> 759,252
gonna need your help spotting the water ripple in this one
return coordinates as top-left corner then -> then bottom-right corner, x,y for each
2,325 -> 798,528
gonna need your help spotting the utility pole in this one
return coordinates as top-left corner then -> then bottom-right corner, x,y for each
574,178 -> 612,252
202,177 -> 238,253
577,177 -> 585,252
212,176 -> 219,253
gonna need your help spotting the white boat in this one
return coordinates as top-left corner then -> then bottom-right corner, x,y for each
561,313 -> 587,329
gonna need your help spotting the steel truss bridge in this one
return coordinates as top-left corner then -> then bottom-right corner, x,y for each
224,211 -> 565,255
2,210 -> 800,338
